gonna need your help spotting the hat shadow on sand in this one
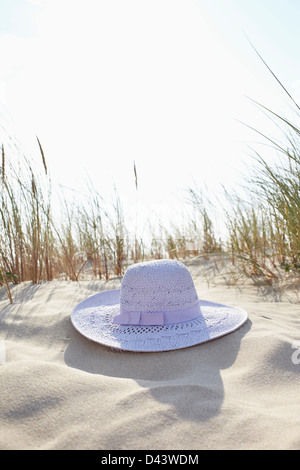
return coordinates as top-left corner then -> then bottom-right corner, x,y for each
64,318 -> 251,422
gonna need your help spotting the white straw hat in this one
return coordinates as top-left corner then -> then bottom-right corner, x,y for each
71,259 -> 248,352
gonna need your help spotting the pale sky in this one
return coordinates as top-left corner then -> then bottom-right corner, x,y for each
0,0 -> 300,236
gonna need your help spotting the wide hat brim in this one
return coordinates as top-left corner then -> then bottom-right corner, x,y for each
71,289 -> 248,352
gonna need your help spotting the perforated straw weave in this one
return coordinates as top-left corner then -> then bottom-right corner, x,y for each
71,259 -> 248,352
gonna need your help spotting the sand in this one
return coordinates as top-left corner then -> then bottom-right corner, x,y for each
1,260 -> 300,450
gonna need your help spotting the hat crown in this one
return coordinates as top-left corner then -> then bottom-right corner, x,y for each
120,259 -> 199,313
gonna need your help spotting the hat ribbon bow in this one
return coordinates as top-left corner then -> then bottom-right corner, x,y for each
113,301 -> 201,326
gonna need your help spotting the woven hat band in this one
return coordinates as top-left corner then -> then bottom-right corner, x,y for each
113,300 -> 201,326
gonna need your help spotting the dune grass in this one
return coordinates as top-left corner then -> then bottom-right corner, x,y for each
223,48 -> 300,287
0,140 -> 56,290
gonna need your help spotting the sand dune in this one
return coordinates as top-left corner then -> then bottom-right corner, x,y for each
1,263 -> 300,450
